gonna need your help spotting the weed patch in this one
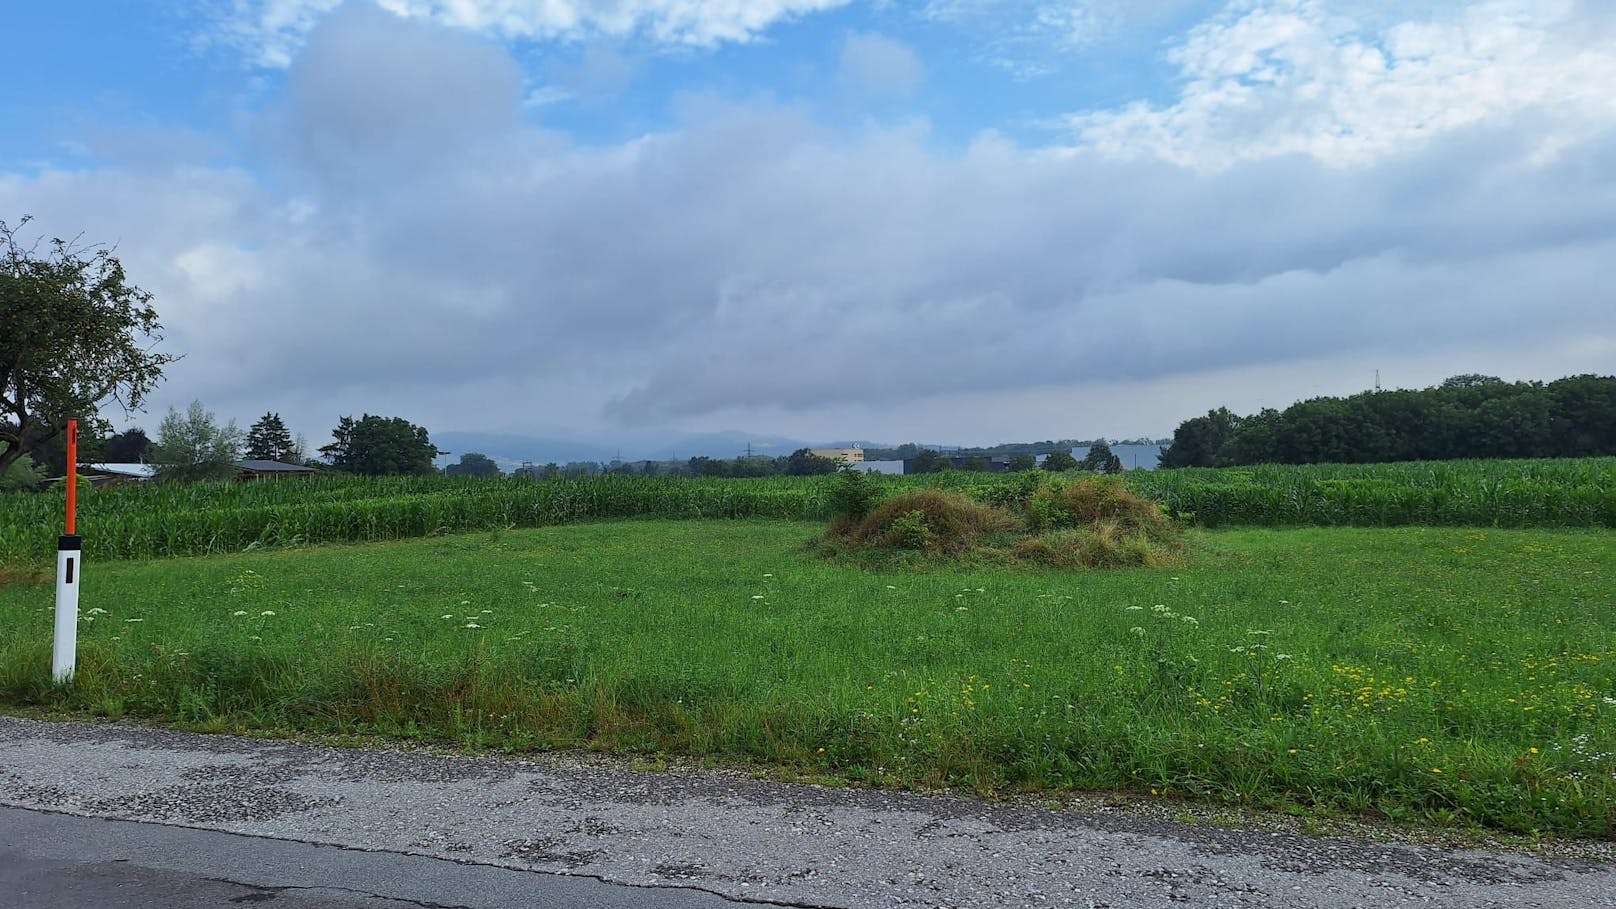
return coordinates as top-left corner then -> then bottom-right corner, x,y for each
823,478 -> 1182,569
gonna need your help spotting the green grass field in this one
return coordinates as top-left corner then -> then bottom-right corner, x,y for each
4,519 -> 1613,836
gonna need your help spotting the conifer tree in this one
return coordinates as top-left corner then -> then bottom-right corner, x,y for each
245,412 -> 298,463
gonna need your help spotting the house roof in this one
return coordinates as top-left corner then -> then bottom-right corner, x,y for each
233,460 -> 317,472
82,462 -> 159,478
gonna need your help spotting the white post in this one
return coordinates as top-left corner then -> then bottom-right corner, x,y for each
53,535 -> 81,683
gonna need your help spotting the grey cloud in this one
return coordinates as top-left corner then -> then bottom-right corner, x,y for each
6,8 -> 1614,436
264,1 -> 525,178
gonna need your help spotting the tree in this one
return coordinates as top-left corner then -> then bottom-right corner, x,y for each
1159,408 -> 1241,468
910,449 -> 950,473
1041,449 -> 1078,472
244,413 -> 299,463
1007,452 -> 1036,472
961,455 -> 991,472
0,455 -> 44,491
103,427 -> 151,463
319,414 -> 439,476
1,216 -> 177,476
444,452 -> 501,477
1081,441 -> 1115,473
784,448 -> 839,476
152,400 -> 242,482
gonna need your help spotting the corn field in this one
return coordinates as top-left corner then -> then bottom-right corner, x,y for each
0,458 -> 1610,567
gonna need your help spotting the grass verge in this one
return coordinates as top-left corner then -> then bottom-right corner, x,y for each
2,520 -> 1613,836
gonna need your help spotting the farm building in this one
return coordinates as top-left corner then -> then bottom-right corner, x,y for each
78,463 -> 159,487
232,460 -> 318,481
808,447 -> 864,463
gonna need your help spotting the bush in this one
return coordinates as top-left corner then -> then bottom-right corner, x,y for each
827,467 -> 880,524
833,490 -> 1017,556
823,476 -> 1182,569
1028,476 -> 1178,543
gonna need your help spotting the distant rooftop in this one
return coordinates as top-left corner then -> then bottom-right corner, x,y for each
82,463 -> 159,478
233,460 -> 316,472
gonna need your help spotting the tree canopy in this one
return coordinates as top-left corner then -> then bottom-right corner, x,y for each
1159,375 -> 1616,467
320,414 -> 439,476
103,427 -> 151,463
1041,450 -> 1079,472
0,216 -> 176,475
245,413 -> 299,463
444,452 -> 501,477
153,401 -> 242,482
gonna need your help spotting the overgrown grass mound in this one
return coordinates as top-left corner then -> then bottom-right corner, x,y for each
832,489 -> 1018,556
823,476 -> 1183,569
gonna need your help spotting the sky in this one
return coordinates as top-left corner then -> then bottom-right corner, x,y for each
2,0 -> 1613,453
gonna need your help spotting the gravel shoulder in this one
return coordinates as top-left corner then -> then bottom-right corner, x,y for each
1,715 -> 1612,909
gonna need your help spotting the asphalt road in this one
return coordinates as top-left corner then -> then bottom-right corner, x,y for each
2,716 -> 1613,908
1,807 -> 732,908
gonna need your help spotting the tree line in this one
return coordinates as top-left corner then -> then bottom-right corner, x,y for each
1159,374 -> 1616,468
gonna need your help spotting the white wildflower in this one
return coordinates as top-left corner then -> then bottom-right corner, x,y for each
260,610 -> 276,616
463,622 -> 482,629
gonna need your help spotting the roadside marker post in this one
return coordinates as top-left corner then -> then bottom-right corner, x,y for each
53,420 -> 81,683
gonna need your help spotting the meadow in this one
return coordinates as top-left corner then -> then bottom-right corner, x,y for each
1,520 -> 1612,836
0,457 -> 1611,568
1,459 -> 1612,836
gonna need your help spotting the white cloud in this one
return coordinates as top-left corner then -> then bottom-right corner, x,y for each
208,0 -> 855,66
8,2 -> 1614,440
839,32 -> 925,98
921,0 -> 1201,75
1070,0 -> 1616,168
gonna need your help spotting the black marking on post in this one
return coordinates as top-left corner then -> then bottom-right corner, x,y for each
65,558 -> 75,585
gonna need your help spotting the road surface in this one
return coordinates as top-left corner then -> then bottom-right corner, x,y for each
1,716 -> 1611,908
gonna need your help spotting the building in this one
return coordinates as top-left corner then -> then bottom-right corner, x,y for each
807,447 -> 864,464
78,463 -> 159,487
233,460 -> 318,481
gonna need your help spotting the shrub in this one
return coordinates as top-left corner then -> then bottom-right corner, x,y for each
834,490 -> 1017,556
1028,476 -> 1179,545
827,467 -> 880,524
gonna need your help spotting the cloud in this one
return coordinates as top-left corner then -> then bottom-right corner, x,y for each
208,0 -> 855,67
920,0 -> 1202,75
839,33 -> 925,98
6,1 -> 1613,438
1070,0 -> 1616,168
263,2 -> 526,178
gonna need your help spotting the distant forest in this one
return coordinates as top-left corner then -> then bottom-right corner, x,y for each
1160,374 -> 1616,468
